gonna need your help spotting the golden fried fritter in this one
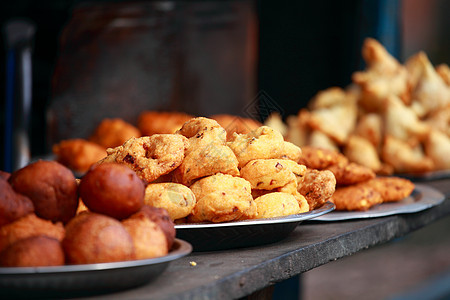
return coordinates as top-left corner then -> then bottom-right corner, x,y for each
297,169 -> 336,210
99,134 -> 189,183
298,146 -> 346,170
138,111 -> 193,136
240,159 -> 306,190
362,177 -> 415,202
331,185 -> 383,211
211,114 -> 262,137
188,173 -> 256,223
0,177 -> 34,227
89,118 -> 141,148
52,138 -> 107,173
326,160 -> 376,186
144,182 -> 196,220
254,192 -> 301,219
228,126 -> 302,168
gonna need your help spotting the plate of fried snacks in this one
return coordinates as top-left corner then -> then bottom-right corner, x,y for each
175,201 -> 335,251
0,161 -> 192,297
264,38 -> 450,180
0,239 -> 192,297
313,184 -> 444,221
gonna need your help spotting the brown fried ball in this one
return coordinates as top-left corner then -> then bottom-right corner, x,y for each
136,205 -> 176,250
52,138 -> 107,173
89,118 -> 141,148
122,213 -> 169,259
79,163 -> 145,220
8,160 -> 78,224
63,212 -> 135,264
0,177 -> 34,227
144,183 -> 196,220
0,235 -> 65,267
0,214 -> 65,253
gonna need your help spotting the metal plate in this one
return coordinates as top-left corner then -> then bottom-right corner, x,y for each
175,202 -> 335,251
0,239 -> 192,298
313,184 -> 445,222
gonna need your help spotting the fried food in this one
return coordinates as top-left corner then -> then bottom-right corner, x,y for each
99,134 -> 189,183
0,214 -> 65,253
89,118 -> 141,148
211,114 -> 262,137
227,126 -> 302,168
63,212 -> 135,264
326,160 -> 376,186
263,112 -> 287,137
144,183 -> 196,220
254,192 -> 301,219
52,138 -> 107,173
0,235 -> 64,267
298,146 -> 346,170
137,206 -> 175,249
362,177 -> 415,202
331,185 -> 383,211
343,135 -> 381,172
382,135 -> 434,174
240,159 -> 306,190
297,169 -> 336,210
188,173 -> 256,223
308,130 -> 340,151
354,113 -> 383,150
79,163 -> 145,220
8,160 -> 79,224
174,117 -> 239,185
436,63 -> 450,85
423,129 -> 450,170
0,177 -> 34,227
138,111 -> 193,136
122,212 -> 168,259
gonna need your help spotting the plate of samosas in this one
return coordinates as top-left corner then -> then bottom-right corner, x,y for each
264,38 -> 450,180
313,184 -> 444,221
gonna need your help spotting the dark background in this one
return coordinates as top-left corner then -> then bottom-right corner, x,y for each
0,0 -> 449,171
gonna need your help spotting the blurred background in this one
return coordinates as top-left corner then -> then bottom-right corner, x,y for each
0,0 -> 449,170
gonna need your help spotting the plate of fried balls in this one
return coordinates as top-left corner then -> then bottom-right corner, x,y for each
0,161 -> 192,297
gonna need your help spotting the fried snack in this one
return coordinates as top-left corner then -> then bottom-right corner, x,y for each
352,38 -> 410,112
297,169 -> 336,210
423,129 -> 450,170
384,95 -> 430,144
406,52 -> 450,117
228,126 -> 302,168
0,177 -> 34,227
425,105 -> 450,136
362,177 -> 415,202
436,63 -> 450,85
331,185 -> 383,211
188,173 -> 256,223
144,182 -> 196,220
308,87 -> 352,110
79,163 -> 145,220
137,206 -> 175,249
52,138 -> 107,173
308,130 -> 339,151
138,111 -> 193,136
354,113 -> 383,149
254,192 -> 301,219
89,118 -> 141,148
63,212 -> 135,264
174,117 -> 240,185
298,146 -> 346,170
211,114 -> 262,136
0,236 -> 64,267
275,181 -> 310,212
343,135 -> 381,172
240,159 -> 306,190
382,135 -> 434,174
263,112 -> 287,137
307,98 -> 357,145
326,160 -> 376,186
0,214 -> 65,253
286,110 -> 310,146
122,212 -> 168,259
99,134 -> 189,183
8,160 -> 78,224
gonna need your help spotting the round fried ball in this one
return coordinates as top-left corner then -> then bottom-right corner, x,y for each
144,183 -> 196,220
0,235 -> 64,267
135,205 -> 176,250
254,192 -> 301,219
122,213 -> 169,259
79,163 -> 145,220
0,177 -> 34,227
8,160 -> 78,224
63,212 -> 135,264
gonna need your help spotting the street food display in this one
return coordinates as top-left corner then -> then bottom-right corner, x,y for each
266,38 -> 450,176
